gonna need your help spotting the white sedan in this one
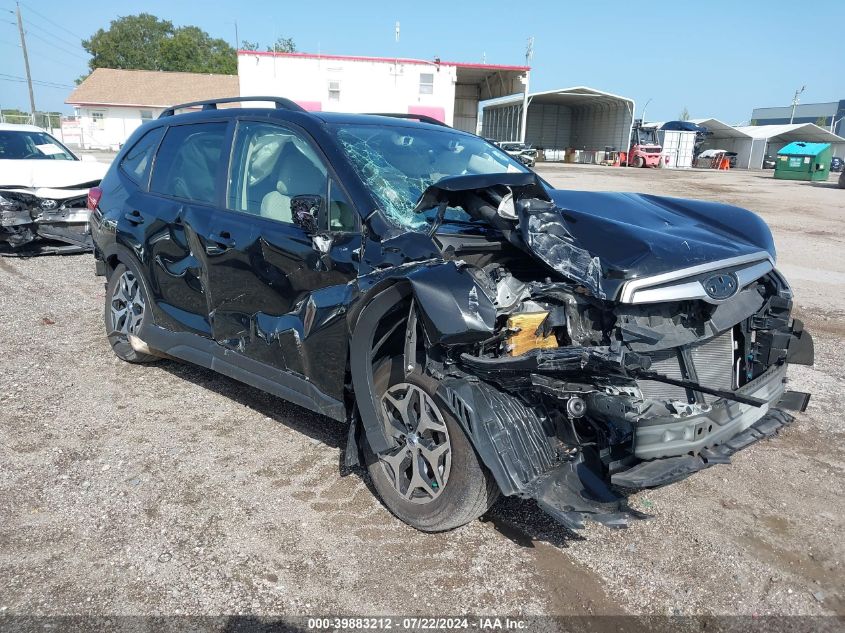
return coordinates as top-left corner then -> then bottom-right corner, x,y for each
0,123 -> 108,254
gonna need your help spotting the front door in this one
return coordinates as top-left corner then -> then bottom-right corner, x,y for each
203,119 -> 360,401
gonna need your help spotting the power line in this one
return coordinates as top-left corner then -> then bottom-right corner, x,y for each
0,77 -> 73,90
23,44 -> 83,70
24,15 -> 86,52
25,29 -> 87,61
20,2 -> 85,41
0,71 -> 73,89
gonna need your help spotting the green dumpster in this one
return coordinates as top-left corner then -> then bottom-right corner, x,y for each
774,141 -> 831,181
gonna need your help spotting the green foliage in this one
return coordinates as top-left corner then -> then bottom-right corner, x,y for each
159,26 -> 236,74
266,37 -> 296,53
241,40 -> 259,51
1,109 -> 62,129
82,13 -> 237,75
815,116 -> 828,127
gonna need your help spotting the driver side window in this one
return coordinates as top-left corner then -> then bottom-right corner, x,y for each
227,121 -> 329,225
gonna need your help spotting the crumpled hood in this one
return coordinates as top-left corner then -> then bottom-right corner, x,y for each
526,189 -> 776,300
0,159 -> 108,189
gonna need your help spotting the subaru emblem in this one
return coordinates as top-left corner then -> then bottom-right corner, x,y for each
703,272 -> 738,300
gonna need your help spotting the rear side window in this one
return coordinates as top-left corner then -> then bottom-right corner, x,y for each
150,122 -> 228,204
119,127 -> 165,185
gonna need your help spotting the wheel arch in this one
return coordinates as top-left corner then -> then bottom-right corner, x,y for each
346,261 -> 497,459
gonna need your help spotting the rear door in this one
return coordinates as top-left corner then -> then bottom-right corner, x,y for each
203,118 -> 360,401
144,120 -> 231,336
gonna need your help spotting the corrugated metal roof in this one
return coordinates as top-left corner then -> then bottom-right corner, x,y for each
689,118 -> 752,138
485,86 -> 634,110
733,123 -> 845,142
777,141 -> 831,156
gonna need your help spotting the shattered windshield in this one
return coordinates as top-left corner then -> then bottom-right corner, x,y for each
331,123 -> 528,229
0,131 -> 76,161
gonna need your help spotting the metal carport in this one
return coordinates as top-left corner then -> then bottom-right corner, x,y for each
691,118 -> 756,169
481,87 -> 635,156
733,123 -> 845,169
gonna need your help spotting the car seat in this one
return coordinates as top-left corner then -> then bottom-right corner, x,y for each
261,142 -> 327,224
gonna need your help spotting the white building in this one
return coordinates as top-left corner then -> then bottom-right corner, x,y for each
237,51 -> 529,134
66,68 -> 238,150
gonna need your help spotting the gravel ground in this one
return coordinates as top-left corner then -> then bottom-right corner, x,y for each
0,165 -> 842,621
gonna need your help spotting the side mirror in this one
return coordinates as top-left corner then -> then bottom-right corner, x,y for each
291,194 -> 322,234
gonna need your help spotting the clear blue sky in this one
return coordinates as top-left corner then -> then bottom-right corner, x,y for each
1,0 -> 843,123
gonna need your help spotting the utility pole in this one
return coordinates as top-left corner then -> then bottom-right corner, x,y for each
789,85 -> 805,124
15,2 -> 36,123
520,36 -> 534,144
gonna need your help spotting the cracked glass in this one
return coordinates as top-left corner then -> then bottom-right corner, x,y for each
331,123 -> 528,230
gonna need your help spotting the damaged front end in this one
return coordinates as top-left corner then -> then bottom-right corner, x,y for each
0,186 -> 96,255
368,174 -> 814,530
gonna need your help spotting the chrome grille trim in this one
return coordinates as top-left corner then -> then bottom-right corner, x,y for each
619,252 -> 774,304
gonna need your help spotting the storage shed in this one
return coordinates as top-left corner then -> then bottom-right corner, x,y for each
691,120 -> 845,169
690,118 -> 756,168
733,123 -> 845,170
660,130 -> 697,168
481,87 -> 634,159
774,142 -> 831,181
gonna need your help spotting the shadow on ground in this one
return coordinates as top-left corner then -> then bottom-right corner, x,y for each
157,358 -> 586,550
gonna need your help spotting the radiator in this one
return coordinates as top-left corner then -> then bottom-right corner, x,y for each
637,331 -> 735,403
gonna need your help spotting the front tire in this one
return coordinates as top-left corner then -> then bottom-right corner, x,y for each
363,359 -> 499,532
104,262 -> 159,364
633,155 -> 645,168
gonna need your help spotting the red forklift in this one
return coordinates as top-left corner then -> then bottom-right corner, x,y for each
622,121 -> 663,168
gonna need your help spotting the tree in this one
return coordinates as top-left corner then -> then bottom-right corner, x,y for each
266,36 -> 296,53
81,14 -> 237,75
679,106 -> 690,121
159,26 -> 236,74
241,40 -> 259,51
815,116 -> 828,127
82,14 -> 174,72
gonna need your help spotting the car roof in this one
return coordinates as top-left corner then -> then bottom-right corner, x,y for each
308,111 -> 457,131
0,123 -> 46,133
158,106 -> 468,136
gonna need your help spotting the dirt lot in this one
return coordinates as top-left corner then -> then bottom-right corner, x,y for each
0,165 -> 843,622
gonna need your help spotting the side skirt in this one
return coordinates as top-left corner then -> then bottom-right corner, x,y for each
139,321 -> 346,422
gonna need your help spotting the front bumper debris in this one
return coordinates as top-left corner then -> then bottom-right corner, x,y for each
612,407 -> 795,489
0,189 -> 93,255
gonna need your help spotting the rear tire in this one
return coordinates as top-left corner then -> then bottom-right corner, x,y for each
363,359 -> 499,532
634,155 -> 645,168
839,171 -> 845,189
104,262 -> 159,364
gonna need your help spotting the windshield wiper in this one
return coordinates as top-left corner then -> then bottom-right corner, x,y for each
427,201 -> 448,237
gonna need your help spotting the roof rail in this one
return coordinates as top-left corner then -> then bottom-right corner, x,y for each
159,96 -> 306,119
367,113 -> 450,127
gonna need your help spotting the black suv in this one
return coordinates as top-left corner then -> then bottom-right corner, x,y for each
90,97 -> 813,532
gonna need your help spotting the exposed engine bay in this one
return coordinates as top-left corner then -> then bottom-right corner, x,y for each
357,173 -> 815,530
0,185 -> 97,254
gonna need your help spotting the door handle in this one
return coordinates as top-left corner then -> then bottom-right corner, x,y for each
124,210 -> 145,225
208,231 -> 236,249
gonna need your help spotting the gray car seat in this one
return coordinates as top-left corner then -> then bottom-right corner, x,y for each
261,142 -> 326,223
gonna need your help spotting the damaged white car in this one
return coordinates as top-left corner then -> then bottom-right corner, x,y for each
0,123 -> 107,254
